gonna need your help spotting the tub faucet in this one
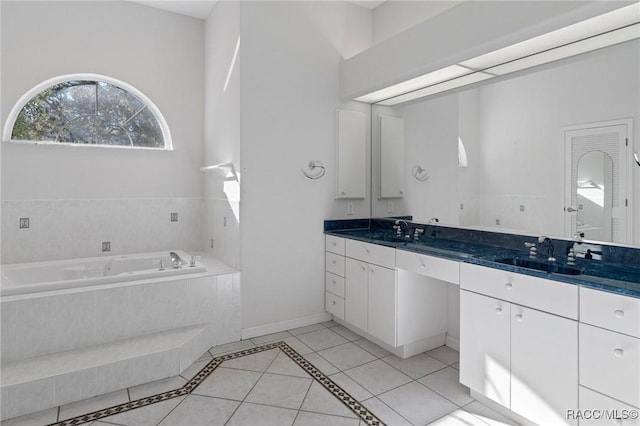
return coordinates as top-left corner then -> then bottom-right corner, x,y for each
537,236 -> 556,262
169,251 -> 183,269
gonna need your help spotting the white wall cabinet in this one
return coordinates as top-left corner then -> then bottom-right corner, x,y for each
379,115 -> 405,199
336,109 -> 366,199
460,263 -> 578,426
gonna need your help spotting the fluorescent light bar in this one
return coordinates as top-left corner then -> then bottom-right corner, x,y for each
378,72 -> 494,106
461,3 -> 640,71
485,23 -> 640,76
354,65 -> 472,103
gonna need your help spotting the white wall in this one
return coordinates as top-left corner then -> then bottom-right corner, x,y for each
203,1 -> 242,269
239,1 -> 371,332
1,1 -> 205,262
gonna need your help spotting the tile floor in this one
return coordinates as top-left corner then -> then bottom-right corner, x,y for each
3,321 -> 518,426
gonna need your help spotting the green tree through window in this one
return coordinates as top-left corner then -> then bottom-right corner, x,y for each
8,77 -> 169,149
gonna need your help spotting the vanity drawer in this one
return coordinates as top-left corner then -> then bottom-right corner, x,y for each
396,249 -> 459,284
326,291 -> 345,320
326,235 -> 346,256
325,272 -> 345,298
326,252 -> 345,277
579,386 -> 640,425
580,323 -> 639,408
346,239 -> 395,268
460,263 -> 578,319
580,287 -> 640,338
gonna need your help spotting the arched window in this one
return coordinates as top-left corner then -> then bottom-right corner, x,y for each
3,74 -> 172,150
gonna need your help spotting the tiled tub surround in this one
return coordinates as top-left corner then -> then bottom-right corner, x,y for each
1,198 -> 203,265
325,218 -> 640,425
0,254 -> 241,420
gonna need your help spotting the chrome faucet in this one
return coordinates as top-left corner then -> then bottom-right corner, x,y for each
393,220 -> 410,238
169,251 -> 183,269
427,217 -> 439,224
537,236 -> 556,262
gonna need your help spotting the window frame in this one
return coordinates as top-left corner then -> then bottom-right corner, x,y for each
2,73 -> 173,151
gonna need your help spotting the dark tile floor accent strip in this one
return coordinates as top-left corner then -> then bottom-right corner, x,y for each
46,341 -> 385,426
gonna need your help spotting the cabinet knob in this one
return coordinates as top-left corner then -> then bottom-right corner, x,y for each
505,283 -> 513,290
332,300 -> 336,306
332,260 -> 336,264
332,242 -> 337,246
495,307 -> 503,314
420,263 -> 426,269
360,266 -> 366,272
365,249 -> 370,254
332,280 -> 336,285
370,268 -> 374,273
614,348 -> 624,358
515,313 -> 523,321
614,310 -> 624,319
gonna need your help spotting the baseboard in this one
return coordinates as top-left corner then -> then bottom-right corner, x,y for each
240,312 -> 332,340
445,334 -> 460,351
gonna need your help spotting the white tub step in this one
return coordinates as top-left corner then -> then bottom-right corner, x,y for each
1,324 -> 210,420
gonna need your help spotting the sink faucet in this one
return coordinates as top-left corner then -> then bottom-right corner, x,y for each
427,217 -> 439,224
169,251 -> 183,269
393,220 -> 410,238
537,236 -> 556,262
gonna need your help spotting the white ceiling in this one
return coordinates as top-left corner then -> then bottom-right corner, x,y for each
131,0 -> 385,20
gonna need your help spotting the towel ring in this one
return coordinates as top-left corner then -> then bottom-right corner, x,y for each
302,161 -> 326,179
412,165 -> 429,181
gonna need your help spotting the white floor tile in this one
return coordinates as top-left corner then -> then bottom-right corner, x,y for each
318,342 -> 377,371
353,339 -> 392,359
382,353 -> 447,379
361,397 -> 412,426
294,411 -> 360,426
296,329 -> 349,352
245,373 -> 313,410
288,324 -> 327,336
427,345 -> 460,365
378,381 -> 458,426
282,336 -> 314,355
330,326 -> 362,341
419,367 -> 474,406
427,408 -> 492,425
302,353 -> 340,376
101,396 -> 185,426
179,358 -> 210,380
328,372 -> 373,402
226,402 -> 298,426
157,395 -> 238,426
192,367 -> 261,401
58,390 -> 129,421
250,331 -> 292,345
462,401 -> 520,426
300,381 -> 357,418
128,376 -> 186,401
208,340 -> 255,356
344,360 -> 412,395
321,321 -> 340,328
220,348 -> 279,372
266,352 -> 312,378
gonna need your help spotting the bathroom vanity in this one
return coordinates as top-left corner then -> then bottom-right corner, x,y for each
324,219 -> 640,426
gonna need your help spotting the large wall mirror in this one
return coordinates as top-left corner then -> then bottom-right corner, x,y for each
371,39 -> 639,247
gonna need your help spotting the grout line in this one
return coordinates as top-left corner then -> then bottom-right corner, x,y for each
126,388 -> 131,403
361,396 -> 414,426
290,373 -> 314,425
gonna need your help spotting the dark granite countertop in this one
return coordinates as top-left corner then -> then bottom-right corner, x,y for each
325,219 -> 640,299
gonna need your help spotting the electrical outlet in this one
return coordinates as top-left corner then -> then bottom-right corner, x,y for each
519,205 -> 525,212
347,202 -> 354,215
170,212 -> 178,222
102,241 -> 111,252
387,201 -> 394,213
460,203 -> 464,210
495,219 -> 501,225
19,217 -> 30,229
210,238 -> 214,249
223,216 -> 227,227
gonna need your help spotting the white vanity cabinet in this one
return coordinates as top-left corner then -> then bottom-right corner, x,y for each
579,287 -> 640,413
460,263 -> 579,426
325,235 -> 346,320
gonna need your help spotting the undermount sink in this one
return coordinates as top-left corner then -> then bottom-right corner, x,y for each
493,257 -> 583,276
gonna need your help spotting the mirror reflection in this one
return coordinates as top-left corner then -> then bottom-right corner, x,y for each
371,39 -> 639,247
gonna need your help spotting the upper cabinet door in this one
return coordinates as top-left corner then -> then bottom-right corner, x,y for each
336,109 -> 366,199
379,115 -> 405,199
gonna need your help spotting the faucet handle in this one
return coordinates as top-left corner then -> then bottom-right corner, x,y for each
524,242 -> 537,258
567,248 -> 577,266
413,228 -> 425,240
190,255 -> 202,267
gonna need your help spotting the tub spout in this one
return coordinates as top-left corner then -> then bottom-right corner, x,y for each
169,251 -> 183,269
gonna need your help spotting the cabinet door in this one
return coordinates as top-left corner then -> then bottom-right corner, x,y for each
345,258 -> 368,332
368,264 -> 397,347
460,290 -> 511,407
511,305 -> 578,426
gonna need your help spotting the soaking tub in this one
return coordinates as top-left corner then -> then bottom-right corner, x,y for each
0,250 -> 240,420
1,249 -> 206,297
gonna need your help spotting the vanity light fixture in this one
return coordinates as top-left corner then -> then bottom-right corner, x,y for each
356,3 -> 640,106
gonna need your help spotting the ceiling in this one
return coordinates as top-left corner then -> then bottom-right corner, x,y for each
131,0 -> 385,20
